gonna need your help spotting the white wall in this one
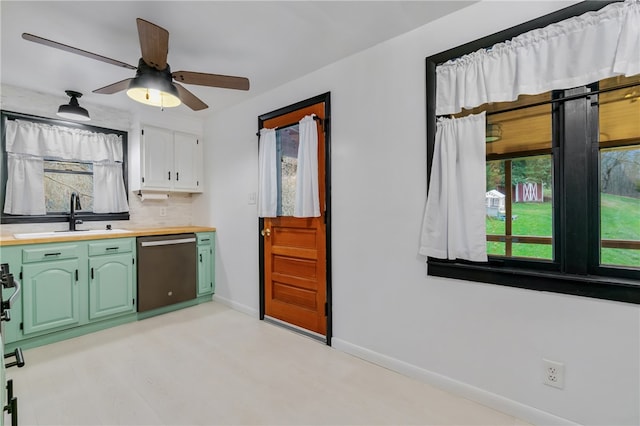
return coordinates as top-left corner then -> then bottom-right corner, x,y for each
195,2 -> 640,425
0,84 -> 203,233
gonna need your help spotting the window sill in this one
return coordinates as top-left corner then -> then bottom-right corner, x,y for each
1,213 -> 130,225
427,259 -> 640,305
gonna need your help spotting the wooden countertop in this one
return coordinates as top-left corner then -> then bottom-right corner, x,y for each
0,226 -> 216,246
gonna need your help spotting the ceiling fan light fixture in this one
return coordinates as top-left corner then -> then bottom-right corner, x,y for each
126,60 -> 181,108
127,86 -> 181,108
57,90 -> 91,121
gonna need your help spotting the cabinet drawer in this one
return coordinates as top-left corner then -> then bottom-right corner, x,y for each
88,239 -> 134,256
22,244 -> 79,263
196,232 -> 214,245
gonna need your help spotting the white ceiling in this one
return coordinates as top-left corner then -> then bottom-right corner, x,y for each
1,1 -> 474,117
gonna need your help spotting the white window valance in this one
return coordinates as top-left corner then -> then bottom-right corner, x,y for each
436,0 -> 640,115
5,119 -> 123,162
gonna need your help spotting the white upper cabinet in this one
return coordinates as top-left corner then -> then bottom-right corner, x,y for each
173,131 -> 201,190
141,125 -> 203,193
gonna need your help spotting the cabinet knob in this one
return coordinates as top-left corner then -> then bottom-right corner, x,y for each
261,228 -> 271,237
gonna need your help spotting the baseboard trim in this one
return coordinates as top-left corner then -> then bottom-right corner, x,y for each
213,295 -> 258,317
332,338 -> 578,426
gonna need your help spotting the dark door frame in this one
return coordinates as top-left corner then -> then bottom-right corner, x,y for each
257,92 -> 332,345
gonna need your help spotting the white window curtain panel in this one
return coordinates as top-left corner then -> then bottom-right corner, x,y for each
5,119 -> 123,161
93,161 -> 129,213
258,128 -> 277,217
3,153 -> 45,215
4,118 -> 127,214
436,0 -> 640,115
419,112 -> 487,262
294,115 -> 320,218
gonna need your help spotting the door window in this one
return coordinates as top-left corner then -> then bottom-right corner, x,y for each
276,125 -> 299,216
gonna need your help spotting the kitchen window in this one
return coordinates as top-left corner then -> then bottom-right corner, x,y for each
424,0 -> 640,304
1,111 -> 129,224
43,160 -> 94,213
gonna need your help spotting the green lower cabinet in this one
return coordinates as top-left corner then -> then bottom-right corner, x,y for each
89,253 -> 135,320
0,233 -> 212,351
22,258 -> 80,335
196,232 -> 215,296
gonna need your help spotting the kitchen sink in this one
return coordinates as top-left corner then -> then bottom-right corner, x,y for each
13,229 -> 133,239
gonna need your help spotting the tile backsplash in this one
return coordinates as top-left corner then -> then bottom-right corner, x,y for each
127,192 -> 194,228
0,192 -> 196,235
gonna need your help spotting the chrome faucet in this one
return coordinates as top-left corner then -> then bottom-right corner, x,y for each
69,192 -> 83,231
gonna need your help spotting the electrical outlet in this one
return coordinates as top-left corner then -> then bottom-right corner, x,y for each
543,359 -> 565,389
248,192 -> 257,205
159,207 -> 167,217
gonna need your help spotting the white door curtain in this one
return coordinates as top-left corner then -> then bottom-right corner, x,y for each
258,128 -> 277,217
419,112 -> 487,262
294,115 -> 320,218
3,119 -> 128,215
436,0 -> 640,115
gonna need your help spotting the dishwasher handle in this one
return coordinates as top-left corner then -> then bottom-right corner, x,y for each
140,237 -> 196,247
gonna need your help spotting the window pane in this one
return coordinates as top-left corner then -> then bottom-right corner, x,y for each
599,76 -> 640,146
457,92 -> 552,156
44,160 -> 93,213
599,145 -> 640,268
277,126 -> 299,217
511,157 -> 553,238
598,75 -> 640,269
486,102 -> 552,156
486,156 -> 553,260
487,241 -> 505,256
512,243 -> 553,260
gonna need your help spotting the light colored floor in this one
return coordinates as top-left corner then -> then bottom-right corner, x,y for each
7,301 -> 530,426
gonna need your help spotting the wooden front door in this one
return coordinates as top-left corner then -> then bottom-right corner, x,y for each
260,99 -> 328,336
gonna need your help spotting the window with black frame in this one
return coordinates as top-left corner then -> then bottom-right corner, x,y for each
424,0 -> 639,303
1,111 -> 130,224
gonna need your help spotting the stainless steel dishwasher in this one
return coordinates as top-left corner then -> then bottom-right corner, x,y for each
137,233 -> 197,312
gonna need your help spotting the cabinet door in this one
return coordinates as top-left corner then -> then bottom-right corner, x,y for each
22,259 -> 80,335
141,126 -> 173,189
89,253 -> 135,320
197,246 -> 213,296
173,131 -> 202,192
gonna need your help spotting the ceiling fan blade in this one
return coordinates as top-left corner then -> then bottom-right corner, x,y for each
22,33 -> 137,70
93,78 -> 133,94
136,18 -> 169,70
172,71 -> 250,91
174,83 -> 208,111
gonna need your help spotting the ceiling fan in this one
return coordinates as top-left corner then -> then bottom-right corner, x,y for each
22,18 -> 250,111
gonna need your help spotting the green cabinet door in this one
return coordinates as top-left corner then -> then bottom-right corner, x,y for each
89,253 -> 135,320
196,232 -> 215,296
197,245 -> 213,296
22,258 -> 80,335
